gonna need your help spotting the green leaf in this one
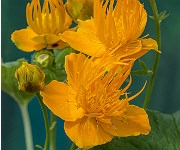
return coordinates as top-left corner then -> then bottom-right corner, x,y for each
131,70 -> 153,76
55,46 -> 74,66
158,10 -> 170,22
43,67 -> 67,84
43,46 -> 75,83
1,58 -> 34,105
35,144 -> 43,150
149,15 -> 154,20
131,60 -> 153,76
149,10 -> 170,23
138,59 -> 148,71
50,121 -> 57,130
91,109 -> 180,150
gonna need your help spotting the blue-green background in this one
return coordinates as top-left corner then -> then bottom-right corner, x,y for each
1,0 -> 180,150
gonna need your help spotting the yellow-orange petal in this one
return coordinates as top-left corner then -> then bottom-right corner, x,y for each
123,38 -> 159,60
141,38 -> 159,51
32,34 -> 61,44
63,7 -> 73,31
60,20 -> 106,57
40,80 -> 84,121
48,39 -> 68,50
114,39 -> 142,60
64,116 -> 113,149
114,38 -> 158,60
100,105 -> 151,137
11,28 -> 46,52
65,53 -> 89,89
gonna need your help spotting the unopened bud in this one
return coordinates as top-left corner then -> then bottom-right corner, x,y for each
66,0 -> 94,22
15,62 -> 45,93
34,49 -> 55,68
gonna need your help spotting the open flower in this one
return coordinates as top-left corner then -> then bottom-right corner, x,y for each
61,0 -> 158,60
11,0 -> 72,52
41,53 -> 151,149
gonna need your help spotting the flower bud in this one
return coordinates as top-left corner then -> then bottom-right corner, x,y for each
15,62 -> 45,93
66,0 -> 94,22
34,49 -> 55,68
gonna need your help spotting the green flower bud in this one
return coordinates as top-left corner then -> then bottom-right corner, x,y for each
66,0 -> 94,22
34,49 -> 55,68
15,62 -> 45,93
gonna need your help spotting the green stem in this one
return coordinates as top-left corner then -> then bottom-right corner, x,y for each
143,0 -> 161,108
19,104 -> 34,150
36,93 -> 50,150
70,143 -> 76,150
49,112 -> 56,150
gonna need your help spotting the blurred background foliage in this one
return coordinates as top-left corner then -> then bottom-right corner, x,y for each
1,0 -> 180,149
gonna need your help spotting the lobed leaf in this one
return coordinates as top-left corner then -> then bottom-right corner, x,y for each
1,58 -> 34,105
91,109 -> 180,150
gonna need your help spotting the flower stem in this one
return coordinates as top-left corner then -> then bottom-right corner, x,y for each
19,104 -> 34,150
49,112 -> 56,150
143,0 -> 161,108
70,142 -> 76,150
36,93 -> 50,150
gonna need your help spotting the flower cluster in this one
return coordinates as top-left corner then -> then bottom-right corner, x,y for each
12,0 -> 157,149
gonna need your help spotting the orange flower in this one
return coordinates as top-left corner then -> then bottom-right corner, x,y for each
11,0 -> 72,52
41,53 -> 151,149
60,0 -> 158,60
